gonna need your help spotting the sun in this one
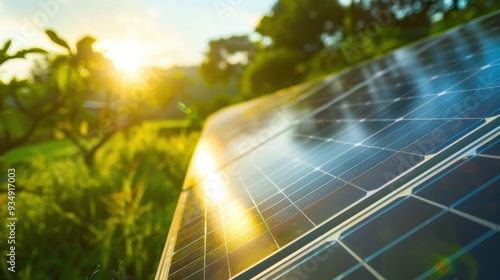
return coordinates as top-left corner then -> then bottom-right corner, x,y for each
104,39 -> 143,76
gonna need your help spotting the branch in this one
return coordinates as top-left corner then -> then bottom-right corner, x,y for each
60,128 -> 89,155
0,118 -> 41,155
88,127 -> 117,156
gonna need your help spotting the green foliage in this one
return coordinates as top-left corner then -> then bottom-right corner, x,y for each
191,92 -> 242,122
0,40 -> 46,65
241,49 -> 305,97
0,126 -> 200,279
46,29 -> 72,53
305,48 -> 346,79
257,0 -> 345,56
2,139 -> 73,163
0,30 -> 115,157
200,35 -> 257,85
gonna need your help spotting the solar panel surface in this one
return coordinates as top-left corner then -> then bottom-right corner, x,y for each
267,134 -> 500,279
156,11 -> 500,280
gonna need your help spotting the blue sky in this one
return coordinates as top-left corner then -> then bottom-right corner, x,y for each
0,0 -> 275,80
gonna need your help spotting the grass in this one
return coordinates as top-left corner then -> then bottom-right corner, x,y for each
2,139 -> 74,163
142,119 -> 191,130
0,124 -> 200,279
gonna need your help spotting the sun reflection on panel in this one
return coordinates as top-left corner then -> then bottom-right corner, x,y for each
203,174 -> 226,202
192,145 -> 227,202
190,144 -> 262,250
222,199 -> 262,251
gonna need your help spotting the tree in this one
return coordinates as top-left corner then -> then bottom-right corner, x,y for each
256,0 -> 345,57
43,31 -> 190,167
239,0 -> 345,97
200,35 -> 257,85
0,40 -> 48,154
241,49 -> 304,97
1,30 -> 189,167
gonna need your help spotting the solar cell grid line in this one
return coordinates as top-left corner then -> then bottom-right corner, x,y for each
268,141 -> 408,194
193,121 -> 494,276
264,132 -> 499,279
195,28 -> 500,185
244,87 -> 494,272
248,161 -> 317,223
156,11 -> 500,280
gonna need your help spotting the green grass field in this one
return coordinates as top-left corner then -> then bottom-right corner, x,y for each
0,124 -> 199,279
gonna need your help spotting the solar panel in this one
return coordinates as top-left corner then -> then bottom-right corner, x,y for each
156,11 -> 500,280
263,133 -> 500,279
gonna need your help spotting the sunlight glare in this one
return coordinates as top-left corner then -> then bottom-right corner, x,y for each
193,147 -> 226,202
105,39 -> 142,76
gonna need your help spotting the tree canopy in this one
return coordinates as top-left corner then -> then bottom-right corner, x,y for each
257,0 -> 345,57
200,35 -> 257,85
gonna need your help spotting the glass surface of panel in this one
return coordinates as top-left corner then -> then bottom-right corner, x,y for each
157,12 -> 500,280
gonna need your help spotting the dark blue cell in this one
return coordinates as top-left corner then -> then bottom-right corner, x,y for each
387,120 -> 447,152
271,212 -> 315,247
258,193 -> 288,212
323,147 -> 390,177
341,197 -> 442,259
367,212 -> 491,279
412,72 -> 470,95
269,164 -> 316,191
297,142 -> 353,167
301,184 -> 366,224
320,146 -> 367,172
264,161 -> 311,186
338,149 -> 395,182
438,88 -> 500,119
271,242 -> 362,280
285,173 -> 338,202
261,199 -> 294,223
362,120 -> 428,149
418,232 -> 500,279
449,64 -> 500,91
365,97 -> 435,120
454,179 -> 500,225
403,94 -> 458,119
403,119 -> 484,155
352,152 -> 424,191
477,134 -> 500,156
413,156 -> 500,207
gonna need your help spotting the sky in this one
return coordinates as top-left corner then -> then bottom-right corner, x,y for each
0,0 -> 276,80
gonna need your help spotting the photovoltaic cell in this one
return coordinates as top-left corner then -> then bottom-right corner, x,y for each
156,11 -> 500,280
274,134 -> 499,279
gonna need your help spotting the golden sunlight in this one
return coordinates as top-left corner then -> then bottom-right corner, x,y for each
193,147 -> 226,202
103,39 -> 143,76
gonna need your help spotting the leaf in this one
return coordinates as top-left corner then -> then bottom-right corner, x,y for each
12,48 -> 47,59
74,36 -> 97,62
56,66 -> 69,92
0,40 -> 12,65
1,39 -> 12,57
46,29 -> 71,53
